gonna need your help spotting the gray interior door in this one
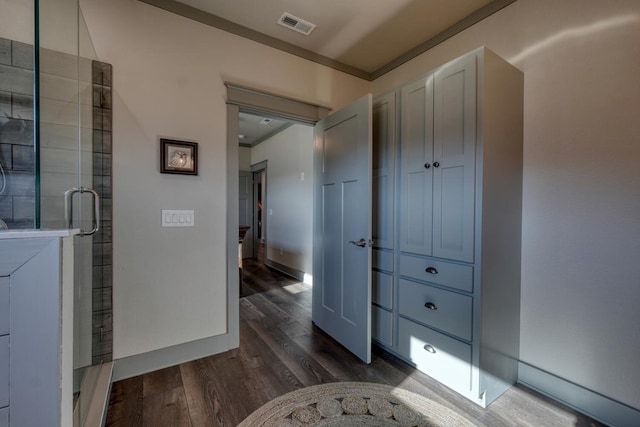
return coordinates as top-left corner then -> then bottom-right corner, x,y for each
312,94 -> 373,363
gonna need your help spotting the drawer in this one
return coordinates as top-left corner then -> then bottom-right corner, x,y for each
0,335 -> 8,409
0,277 -> 8,336
372,271 -> 393,310
399,279 -> 472,341
399,254 -> 473,292
397,317 -> 471,392
372,306 -> 393,348
373,249 -> 394,272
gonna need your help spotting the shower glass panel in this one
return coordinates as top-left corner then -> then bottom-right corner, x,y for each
36,0 -> 99,404
0,2 -> 36,229
0,0 -> 111,423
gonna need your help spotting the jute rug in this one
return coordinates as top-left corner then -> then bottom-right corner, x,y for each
238,382 -> 476,426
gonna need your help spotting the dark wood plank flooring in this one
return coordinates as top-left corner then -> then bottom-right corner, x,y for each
106,259 -> 604,426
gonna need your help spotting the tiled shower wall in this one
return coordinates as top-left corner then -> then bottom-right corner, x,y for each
0,37 -> 35,229
0,37 -> 113,363
91,60 -> 113,364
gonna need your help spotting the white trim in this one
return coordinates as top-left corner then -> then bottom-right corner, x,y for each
0,229 -> 79,239
518,362 -> 640,427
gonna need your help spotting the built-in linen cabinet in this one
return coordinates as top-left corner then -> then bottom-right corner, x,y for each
400,54 -> 476,263
371,91 -> 397,349
375,47 -> 523,408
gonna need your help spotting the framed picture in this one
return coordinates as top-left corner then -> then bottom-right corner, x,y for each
160,139 -> 198,175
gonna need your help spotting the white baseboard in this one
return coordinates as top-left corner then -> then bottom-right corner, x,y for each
518,362 -> 639,427
112,333 -> 234,382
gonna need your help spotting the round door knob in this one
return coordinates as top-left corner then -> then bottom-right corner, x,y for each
424,163 -> 431,169
433,161 -> 440,168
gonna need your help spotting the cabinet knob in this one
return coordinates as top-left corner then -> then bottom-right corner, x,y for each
423,344 -> 436,354
433,161 -> 440,168
425,267 -> 438,274
424,302 -> 438,310
424,163 -> 431,169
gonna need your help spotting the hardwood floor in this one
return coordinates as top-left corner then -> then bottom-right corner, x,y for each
106,259 -> 604,426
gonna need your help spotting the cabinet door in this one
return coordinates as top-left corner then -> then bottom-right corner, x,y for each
432,55 -> 476,263
400,76 -> 434,256
372,92 -> 396,250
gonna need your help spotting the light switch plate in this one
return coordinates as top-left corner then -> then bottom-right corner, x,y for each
162,210 -> 194,227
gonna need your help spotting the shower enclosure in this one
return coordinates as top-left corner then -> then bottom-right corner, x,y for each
0,0 -> 112,424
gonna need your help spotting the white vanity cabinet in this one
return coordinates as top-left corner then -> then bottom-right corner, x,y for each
373,47 -> 524,407
0,277 -> 8,427
0,231 -> 76,426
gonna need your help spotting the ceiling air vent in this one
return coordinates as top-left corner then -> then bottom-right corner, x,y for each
277,12 -> 316,36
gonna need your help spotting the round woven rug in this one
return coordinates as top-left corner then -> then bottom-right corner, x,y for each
238,382 -> 476,426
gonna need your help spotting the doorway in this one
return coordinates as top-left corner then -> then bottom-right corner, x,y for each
239,113 -> 314,281
225,83 -> 330,345
228,87 -> 375,366
252,168 -> 266,263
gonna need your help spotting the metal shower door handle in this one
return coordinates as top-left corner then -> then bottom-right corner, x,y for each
65,187 -> 100,236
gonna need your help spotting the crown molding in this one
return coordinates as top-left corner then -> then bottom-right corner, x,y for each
139,0 -> 518,81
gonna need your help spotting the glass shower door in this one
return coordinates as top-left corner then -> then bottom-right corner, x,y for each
37,0 -> 111,424
1,0 -> 111,423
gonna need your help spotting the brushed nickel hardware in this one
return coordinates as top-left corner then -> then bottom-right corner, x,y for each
349,238 -> 367,248
65,187 -> 100,236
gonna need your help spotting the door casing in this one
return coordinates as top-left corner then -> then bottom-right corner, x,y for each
226,84 -> 330,345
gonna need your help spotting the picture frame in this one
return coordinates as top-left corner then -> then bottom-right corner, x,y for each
160,139 -> 198,175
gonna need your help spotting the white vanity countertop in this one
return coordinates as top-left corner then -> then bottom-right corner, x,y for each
0,229 -> 80,240
0,230 -> 79,276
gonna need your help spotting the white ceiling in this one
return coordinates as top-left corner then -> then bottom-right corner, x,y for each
238,112 -> 294,147
145,0 -> 515,78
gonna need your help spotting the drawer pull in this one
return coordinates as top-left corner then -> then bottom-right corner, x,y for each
424,302 -> 438,310
425,267 -> 438,274
423,344 -> 436,354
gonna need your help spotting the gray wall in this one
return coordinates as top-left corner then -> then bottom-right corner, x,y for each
238,146 -> 251,171
251,124 -> 314,282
